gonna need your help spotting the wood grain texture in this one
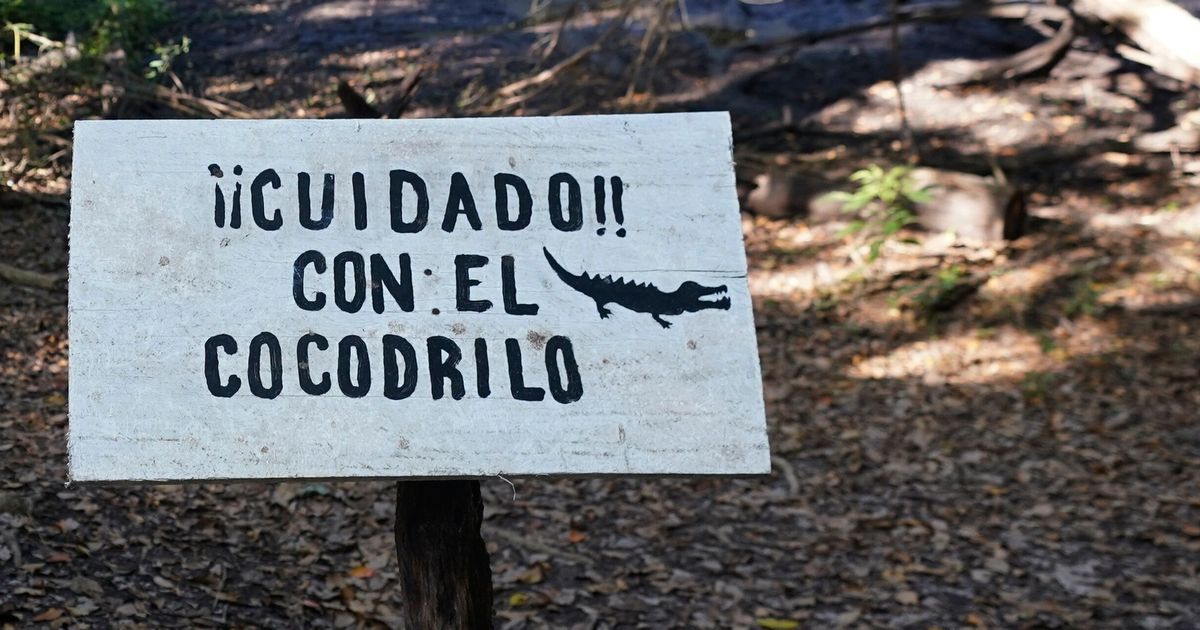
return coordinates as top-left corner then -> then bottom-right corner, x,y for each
68,113 -> 769,482
394,480 -> 492,628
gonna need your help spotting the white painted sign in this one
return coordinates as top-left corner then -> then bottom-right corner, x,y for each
68,113 -> 768,482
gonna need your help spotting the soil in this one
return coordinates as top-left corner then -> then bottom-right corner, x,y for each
3,1 -> 1200,627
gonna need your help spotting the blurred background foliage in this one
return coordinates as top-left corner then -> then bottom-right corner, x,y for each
1,0 -> 169,61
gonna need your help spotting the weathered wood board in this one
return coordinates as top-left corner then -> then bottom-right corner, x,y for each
68,113 -> 769,482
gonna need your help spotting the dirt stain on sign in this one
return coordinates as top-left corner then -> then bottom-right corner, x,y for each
526,329 -> 548,351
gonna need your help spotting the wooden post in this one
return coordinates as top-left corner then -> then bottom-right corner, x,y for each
394,480 -> 493,628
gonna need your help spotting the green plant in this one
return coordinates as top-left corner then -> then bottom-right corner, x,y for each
914,265 -> 964,311
144,35 -> 187,79
4,21 -> 28,58
1064,276 -> 1100,317
887,264 -> 977,321
1,0 -> 170,61
826,164 -> 931,262
1036,331 -> 1057,354
1021,370 -> 1056,402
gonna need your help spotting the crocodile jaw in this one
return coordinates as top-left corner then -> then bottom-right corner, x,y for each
686,285 -> 731,312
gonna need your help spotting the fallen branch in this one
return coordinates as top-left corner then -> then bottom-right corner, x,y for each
744,1 -> 1075,87
652,54 -> 787,107
1075,0 -> 1200,86
911,126 -> 1200,176
336,67 -> 424,120
1132,124 -> 1200,154
667,1 -> 1074,109
738,2 -> 1069,54
121,82 -> 254,119
539,0 -> 583,61
771,455 -> 801,495
625,0 -> 675,97
386,66 -> 423,119
0,263 -> 65,289
926,4 -> 1075,86
495,0 -> 637,98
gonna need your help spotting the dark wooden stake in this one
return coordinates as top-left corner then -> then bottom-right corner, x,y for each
394,480 -> 493,629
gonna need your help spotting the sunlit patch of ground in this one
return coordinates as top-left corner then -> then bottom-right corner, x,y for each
847,326 -> 1052,383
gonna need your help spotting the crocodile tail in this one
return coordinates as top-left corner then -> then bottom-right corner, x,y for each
543,247 -> 588,292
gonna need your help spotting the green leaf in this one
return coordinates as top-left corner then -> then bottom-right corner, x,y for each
848,169 -> 873,183
904,186 -> 935,204
867,240 -> 884,262
882,210 -> 916,235
836,220 -> 866,238
842,190 -> 876,212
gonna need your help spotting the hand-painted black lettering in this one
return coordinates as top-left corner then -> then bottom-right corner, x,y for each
248,332 -> 283,399
548,172 -> 583,231
611,175 -> 626,237
297,333 -> 331,395
593,175 -> 606,235
230,178 -> 243,229
383,334 -> 419,400
371,253 -> 414,314
298,172 -> 335,230
213,183 -> 226,227
501,255 -> 538,315
334,251 -> 367,313
352,171 -> 368,230
390,169 -> 429,233
454,254 -> 492,312
251,168 -> 283,230
204,334 -> 240,397
505,338 -> 545,401
338,335 -> 371,397
474,338 -> 491,398
293,250 -> 327,311
427,336 -> 465,400
442,172 -> 483,232
545,336 -> 583,403
495,173 -> 532,231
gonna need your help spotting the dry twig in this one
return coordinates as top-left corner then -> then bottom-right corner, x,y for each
0,263 -> 65,290
494,0 -> 637,101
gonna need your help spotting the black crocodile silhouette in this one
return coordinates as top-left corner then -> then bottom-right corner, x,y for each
543,247 -> 731,329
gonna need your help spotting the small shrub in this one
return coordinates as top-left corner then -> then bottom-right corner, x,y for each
144,35 -> 188,79
826,164 -> 931,262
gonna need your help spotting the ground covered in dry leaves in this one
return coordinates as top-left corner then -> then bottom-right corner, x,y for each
3,0 -> 1200,627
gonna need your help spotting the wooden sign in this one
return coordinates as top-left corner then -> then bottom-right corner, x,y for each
68,113 -> 769,482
